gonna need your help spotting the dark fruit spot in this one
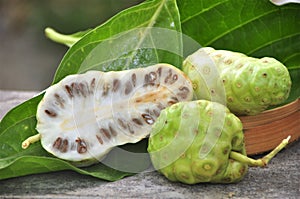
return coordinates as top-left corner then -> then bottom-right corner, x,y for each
236,63 -> 243,69
240,165 -> 247,175
225,59 -> 233,65
244,97 -> 251,102
262,73 -> 268,78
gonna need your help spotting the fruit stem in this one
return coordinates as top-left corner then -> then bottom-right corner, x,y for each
229,135 -> 291,167
22,134 -> 41,149
45,27 -> 79,47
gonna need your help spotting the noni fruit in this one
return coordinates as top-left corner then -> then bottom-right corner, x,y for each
147,100 -> 290,184
183,47 -> 292,115
22,64 -> 193,166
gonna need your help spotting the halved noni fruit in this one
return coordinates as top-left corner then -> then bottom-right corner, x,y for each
22,64 -> 193,165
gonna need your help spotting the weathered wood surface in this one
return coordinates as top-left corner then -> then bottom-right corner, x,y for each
0,90 -> 299,198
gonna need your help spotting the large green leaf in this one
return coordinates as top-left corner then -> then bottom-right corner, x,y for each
178,0 -> 300,102
52,0 -> 182,84
0,0 -> 181,180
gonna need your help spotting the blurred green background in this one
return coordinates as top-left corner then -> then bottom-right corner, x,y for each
0,0 -> 143,90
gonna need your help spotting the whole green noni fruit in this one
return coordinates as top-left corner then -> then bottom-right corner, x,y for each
147,100 -> 290,184
183,47 -> 292,115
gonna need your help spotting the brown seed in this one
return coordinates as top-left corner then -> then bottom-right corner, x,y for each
118,118 -> 127,129
149,72 -> 157,82
45,109 -> 57,117
53,137 -> 62,149
60,139 -> 69,153
157,67 -> 162,77
79,82 -> 87,97
113,79 -> 120,92
131,73 -> 136,87
71,82 -> 81,96
76,138 -> 87,154
124,81 -> 133,95
109,125 -> 118,136
153,109 -> 160,117
141,113 -> 155,125
96,135 -> 104,145
54,93 -> 65,108
102,83 -> 109,96
90,78 -> 96,94
127,124 -> 135,134
132,118 -> 143,126
164,69 -> 172,84
100,128 -> 111,139
170,74 -> 178,84
65,85 -> 74,98
157,103 -> 166,110
144,74 -> 150,86
177,86 -> 190,99
171,96 -> 179,102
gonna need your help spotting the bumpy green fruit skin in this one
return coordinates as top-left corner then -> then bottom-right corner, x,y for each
183,47 -> 292,115
147,100 -> 248,184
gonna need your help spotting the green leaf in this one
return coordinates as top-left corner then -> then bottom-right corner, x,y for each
45,27 -> 92,47
52,0 -> 182,84
178,0 -> 300,102
0,0 -> 181,180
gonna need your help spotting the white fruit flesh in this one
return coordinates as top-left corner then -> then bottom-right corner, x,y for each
35,64 -> 193,163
